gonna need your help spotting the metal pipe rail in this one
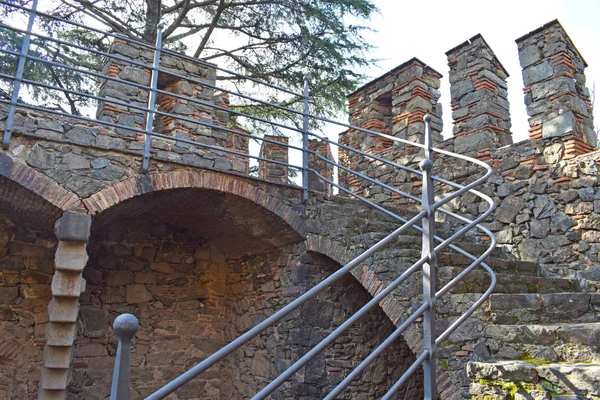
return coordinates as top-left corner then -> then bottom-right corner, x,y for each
0,3 -> 497,399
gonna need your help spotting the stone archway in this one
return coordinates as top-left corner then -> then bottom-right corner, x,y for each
0,153 -> 90,399
305,235 -> 458,399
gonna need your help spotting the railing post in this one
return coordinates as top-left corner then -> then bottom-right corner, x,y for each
302,76 -> 310,203
142,23 -> 164,172
110,313 -> 139,400
420,114 -> 438,399
2,0 -> 38,150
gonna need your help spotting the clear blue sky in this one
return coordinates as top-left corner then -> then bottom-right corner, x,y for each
362,0 -> 600,142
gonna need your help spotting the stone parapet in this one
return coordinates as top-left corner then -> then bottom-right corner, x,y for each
516,19 -> 596,158
446,34 -> 512,157
345,57 -> 443,150
307,139 -> 334,194
95,38 -> 248,174
339,57 -> 442,199
258,135 -> 289,183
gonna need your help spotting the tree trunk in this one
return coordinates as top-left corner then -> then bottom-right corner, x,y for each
143,0 -> 161,43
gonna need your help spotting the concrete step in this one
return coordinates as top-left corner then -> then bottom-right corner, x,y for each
468,360 -> 600,398
438,267 -> 580,294
484,322 -> 600,363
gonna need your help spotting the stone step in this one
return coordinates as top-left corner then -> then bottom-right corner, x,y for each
485,322 -> 600,363
435,292 -> 600,324
451,241 -> 511,260
485,292 -> 600,325
468,361 -> 600,398
438,253 -> 539,276
438,267 -> 580,294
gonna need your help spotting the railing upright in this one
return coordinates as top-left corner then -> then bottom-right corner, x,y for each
301,76 -> 310,203
110,313 -> 139,400
420,114 -> 438,399
2,0 -> 38,150
142,23 -> 164,172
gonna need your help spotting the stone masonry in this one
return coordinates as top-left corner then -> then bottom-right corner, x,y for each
339,58 -> 443,201
446,34 -> 513,158
517,20 -> 595,158
0,15 -> 599,400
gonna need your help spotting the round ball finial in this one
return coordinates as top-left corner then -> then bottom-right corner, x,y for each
419,159 -> 433,172
113,314 -> 139,341
423,114 -> 433,123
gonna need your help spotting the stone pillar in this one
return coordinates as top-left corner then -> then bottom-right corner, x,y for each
446,34 -> 512,158
308,139 -> 334,194
153,54 -> 222,150
344,57 -> 443,154
97,38 -> 152,139
339,58 -> 443,195
389,58 -> 443,145
38,213 -> 91,400
258,135 -> 289,183
516,20 -> 596,159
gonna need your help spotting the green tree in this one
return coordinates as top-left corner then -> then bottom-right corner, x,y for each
0,0 -> 377,127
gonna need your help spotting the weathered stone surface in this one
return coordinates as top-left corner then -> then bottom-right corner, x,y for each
55,213 -> 92,242
45,322 -> 77,346
43,346 -> 72,369
467,361 -> 538,382
522,60 -> 554,85
536,364 -> 600,396
542,111 -> 576,139
496,196 -> 525,223
51,272 -> 86,298
40,367 -> 69,390
47,298 -> 79,323
125,284 -> 153,304
54,242 -> 89,272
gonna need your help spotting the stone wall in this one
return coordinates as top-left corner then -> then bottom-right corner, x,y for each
64,218 -> 422,399
0,214 -> 56,398
337,21 -> 598,290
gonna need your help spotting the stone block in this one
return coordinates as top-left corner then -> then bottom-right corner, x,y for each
40,367 -> 69,390
38,389 -> 67,400
45,322 -> 77,346
54,213 -> 92,242
0,286 -> 19,304
542,111 -> 576,139
75,343 -> 107,357
518,44 -> 542,68
43,346 -> 73,369
454,131 -> 493,155
51,271 -> 85,298
80,307 -> 109,338
126,284 -> 153,304
54,241 -> 89,272
47,298 -> 80,323
522,60 -> 554,85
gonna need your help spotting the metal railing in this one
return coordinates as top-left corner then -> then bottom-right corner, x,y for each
0,2 -> 497,398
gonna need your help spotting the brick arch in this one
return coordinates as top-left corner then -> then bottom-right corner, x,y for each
306,234 -> 458,399
83,169 -> 307,238
0,152 -> 83,212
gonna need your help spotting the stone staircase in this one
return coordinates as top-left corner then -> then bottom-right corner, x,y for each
310,197 -> 599,398
435,243 -> 600,399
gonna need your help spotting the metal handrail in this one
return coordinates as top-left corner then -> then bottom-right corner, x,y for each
0,3 -> 497,398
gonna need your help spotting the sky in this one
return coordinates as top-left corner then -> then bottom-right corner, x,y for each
359,0 -> 600,142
